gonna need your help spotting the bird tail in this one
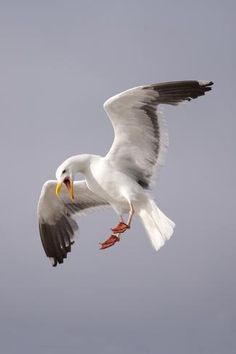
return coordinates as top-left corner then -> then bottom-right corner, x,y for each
137,199 -> 175,251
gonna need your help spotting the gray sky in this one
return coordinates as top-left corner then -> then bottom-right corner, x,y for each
0,0 -> 235,353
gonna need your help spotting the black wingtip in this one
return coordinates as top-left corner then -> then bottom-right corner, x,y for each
198,80 -> 214,95
203,81 -> 214,86
200,80 -> 214,89
51,257 -> 65,267
52,259 -> 57,267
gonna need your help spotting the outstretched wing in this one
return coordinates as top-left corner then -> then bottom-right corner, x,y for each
37,180 -> 109,267
104,80 -> 213,188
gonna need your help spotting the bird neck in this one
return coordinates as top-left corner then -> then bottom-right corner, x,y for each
68,154 -> 94,175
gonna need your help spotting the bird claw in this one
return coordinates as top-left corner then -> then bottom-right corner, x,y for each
111,222 -> 130,233
99,235 -> 120,250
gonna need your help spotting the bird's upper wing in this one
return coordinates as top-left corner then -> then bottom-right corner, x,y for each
37,180 -> 109,266
104,80 -> 213,188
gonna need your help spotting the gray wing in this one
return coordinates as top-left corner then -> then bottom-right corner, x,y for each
37,180 -> 109,267
104,80 -> 213,188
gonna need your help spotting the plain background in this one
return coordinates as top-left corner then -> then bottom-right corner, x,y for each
0,1 -> 235,353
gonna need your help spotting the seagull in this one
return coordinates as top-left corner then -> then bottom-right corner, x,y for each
37,80 -> 213,266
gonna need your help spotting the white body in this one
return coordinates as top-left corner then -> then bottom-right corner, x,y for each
63,153 -> 175,251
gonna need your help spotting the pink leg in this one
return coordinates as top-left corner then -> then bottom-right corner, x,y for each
100,203 -> 135,250
112,203 -> 134,233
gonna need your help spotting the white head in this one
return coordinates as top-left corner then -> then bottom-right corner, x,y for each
55,157 -> 75,201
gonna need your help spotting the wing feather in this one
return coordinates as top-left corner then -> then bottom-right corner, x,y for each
37,180 -> 109,266
104,80 -> 213,188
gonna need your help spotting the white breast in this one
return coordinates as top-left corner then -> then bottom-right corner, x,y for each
85,157 -> 141,214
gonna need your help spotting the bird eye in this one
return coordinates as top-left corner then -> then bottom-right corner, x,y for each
62,169 -> 66,174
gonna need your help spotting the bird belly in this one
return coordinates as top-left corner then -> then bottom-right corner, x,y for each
86,158 -> 143,214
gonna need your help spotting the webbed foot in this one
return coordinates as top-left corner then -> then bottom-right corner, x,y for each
99,234 -> 120,250
111,222 -> 130,233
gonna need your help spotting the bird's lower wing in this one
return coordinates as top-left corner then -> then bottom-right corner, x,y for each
37,180 -> 109,266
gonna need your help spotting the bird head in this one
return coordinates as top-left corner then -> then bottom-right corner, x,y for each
55,163 -> 75,201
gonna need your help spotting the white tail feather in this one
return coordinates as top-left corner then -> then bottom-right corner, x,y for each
138,200 -> 175,251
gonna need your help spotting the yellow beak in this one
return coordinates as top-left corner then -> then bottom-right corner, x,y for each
55,178 -> 75,201
55,181 -> 63,196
